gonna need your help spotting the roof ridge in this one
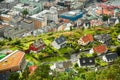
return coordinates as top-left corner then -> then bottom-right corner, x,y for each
0,50 -> 18,62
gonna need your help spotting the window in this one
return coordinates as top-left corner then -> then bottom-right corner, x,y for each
83,60 -> 86,63
89,60 -> 92,63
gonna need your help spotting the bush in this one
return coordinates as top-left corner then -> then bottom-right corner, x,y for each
102,15 -> 109,21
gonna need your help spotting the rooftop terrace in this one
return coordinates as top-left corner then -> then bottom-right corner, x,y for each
0,50 -> 25,72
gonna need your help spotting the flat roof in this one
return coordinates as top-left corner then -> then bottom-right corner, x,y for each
61,10 -> 82,17
0,24 -> 9,29
0,25 -> 3,29
106,0 -> 120,6
30,10 -> 49,20
0,50 -> 25,72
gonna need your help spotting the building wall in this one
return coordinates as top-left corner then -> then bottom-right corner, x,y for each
44,12 -> 58,23
60,12 -> 83,22
102,56 -> 108,62
11,66 -> 20,72
59,42 -> 66,48
4,20 -> 34,39
78,38 -> 89,46
89,48 -> 94,54
77,59 -> 81,67
51,41 -> 60,49
33,19 -> 42,29
0,26 -> 9,37
0,16 -> 12,22
0,0 -> 19,9
19,0 -> 43,13
33,17 -> 47,29
20,56 -> 27,71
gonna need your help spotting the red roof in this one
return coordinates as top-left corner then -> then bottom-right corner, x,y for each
93,45 -> 107,54
90,20 -> 103,26
29,66 -> 37,74
102,0 -> 107,2
86,34 -> 94,42
81,34 -> 94,43
96,9 -> 114,16
59,18 -> 70,23
29,43 -> 46,52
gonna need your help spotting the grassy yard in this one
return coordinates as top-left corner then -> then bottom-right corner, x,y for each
25,54 -> 40,65
41,56 -> 67,62
43,39 -> 51,45
83,29 -> 95,34
99,60 -> 108,67
0,26 -> 119,66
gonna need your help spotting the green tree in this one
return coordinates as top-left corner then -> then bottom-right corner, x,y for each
115,47 -> 120,56
85,72 -> 96,80
96,57 -> 120,80
22,9 -> 29,18
114,23 -> 120,33
70,26 -> 73,31
102,15 -> 109,21
28,64 -> 50,80
20,68 -> 29,80
0,40 -> 5,46
8,72 -> 20,80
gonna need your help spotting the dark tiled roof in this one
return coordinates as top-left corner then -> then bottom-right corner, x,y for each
0,72 -> 10,80
105,53 -> 118,61
79,57 -> 95,66
55,36 -> 66,44
94,34 -> 111,42
109,18 -> 117,23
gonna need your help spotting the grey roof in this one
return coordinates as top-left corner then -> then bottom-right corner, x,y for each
83,19 -> 90,23
79,57 -> 95,66
94,34 -> 111,42
33,38 -> 45,48
105,53 -> 118,61
55,36 -> 66,44
109,18 -> 117,23
56,61 -> 72,69
0,72 -> 10,80
0,8 -> 9,14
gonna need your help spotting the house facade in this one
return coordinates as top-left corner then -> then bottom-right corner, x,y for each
50,60 -> 72,72
118,34 -> 120,42
0,24 -> 10,37
4,18 -> 34,39
29,39 -> 46,53
83,20 -> 91,29
89,45 -> 108,55
102,53 -> 118,62
108,17 -> 119,26
51,36 -> 66,49
78,34 -> 94,46
94,34 -> 111,45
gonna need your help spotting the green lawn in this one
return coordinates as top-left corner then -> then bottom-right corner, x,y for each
41,56 -> 66,62
0,26 -> 119,66
25,54 -> 40,65
43,39 -> 51,45
83,29 -> 95,34
100,60 -> 108,67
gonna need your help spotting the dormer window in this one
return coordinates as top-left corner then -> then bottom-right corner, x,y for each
89,60 -> 92,63
83,60 -> 86,63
